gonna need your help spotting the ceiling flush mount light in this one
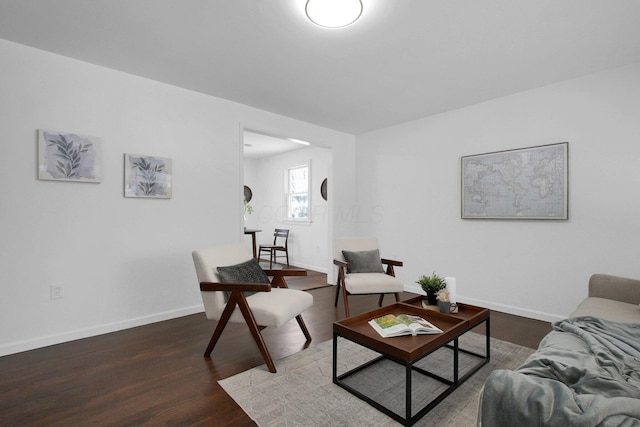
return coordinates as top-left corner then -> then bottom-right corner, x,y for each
289,138 -> 311,146
305,0 -> 363,28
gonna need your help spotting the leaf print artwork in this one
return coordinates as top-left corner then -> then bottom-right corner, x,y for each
124,154 -> 172,199
38,130 -> 102,182
132,157 -> 165,195
49,133 -> 92,178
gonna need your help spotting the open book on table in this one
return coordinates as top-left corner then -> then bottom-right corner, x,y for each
369,314 -> 443,338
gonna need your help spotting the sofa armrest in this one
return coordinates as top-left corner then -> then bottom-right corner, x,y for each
588,274 -> 640,305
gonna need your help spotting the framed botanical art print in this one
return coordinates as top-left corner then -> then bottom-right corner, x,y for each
38,130 -> 102,182
124,153 -> 172,199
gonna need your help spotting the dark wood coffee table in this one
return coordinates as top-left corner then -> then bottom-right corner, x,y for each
332,298 -> 490,426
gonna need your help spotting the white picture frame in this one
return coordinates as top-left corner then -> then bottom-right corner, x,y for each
124,153 -> 172,199
38,130 -> 102,182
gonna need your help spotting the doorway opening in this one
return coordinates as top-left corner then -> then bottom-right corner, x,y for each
242,129 -> 332,276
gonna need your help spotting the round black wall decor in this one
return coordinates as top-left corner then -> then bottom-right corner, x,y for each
320,178 -> 327,201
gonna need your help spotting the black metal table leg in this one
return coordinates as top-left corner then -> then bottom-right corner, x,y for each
405,362 -> 412,425
453,337 -> 459,384
486,317 -> 491,361
332,332 -> 338,383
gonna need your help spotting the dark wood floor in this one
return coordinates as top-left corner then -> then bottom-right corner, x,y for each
0,270 -> 552,426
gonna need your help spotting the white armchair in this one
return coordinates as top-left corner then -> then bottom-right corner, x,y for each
193,244 -> 313,373
333,237 -> 404,317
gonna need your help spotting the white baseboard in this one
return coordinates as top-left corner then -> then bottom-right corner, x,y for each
290,261 -> 328,274
403,284 -> 564,323
0,305 -> 205,357
3,285 -> 562,357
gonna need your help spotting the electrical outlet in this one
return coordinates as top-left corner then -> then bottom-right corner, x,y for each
50,283 -> 64,300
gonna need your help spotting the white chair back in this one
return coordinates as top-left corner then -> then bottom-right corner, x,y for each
192,244 -> 253,320
333,237 -> 380,263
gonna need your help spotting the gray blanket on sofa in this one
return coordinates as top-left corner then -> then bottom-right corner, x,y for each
481,316 -> 640,426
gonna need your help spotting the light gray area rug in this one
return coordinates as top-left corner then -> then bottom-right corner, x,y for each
219,333 -> 534,426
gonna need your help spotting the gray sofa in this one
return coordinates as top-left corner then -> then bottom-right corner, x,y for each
479,274 -> 640,426
570,273 -> 640,322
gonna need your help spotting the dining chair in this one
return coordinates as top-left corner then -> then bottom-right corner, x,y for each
259,228 -> 290,268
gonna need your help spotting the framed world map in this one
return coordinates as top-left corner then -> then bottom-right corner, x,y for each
461,142 -> 568,220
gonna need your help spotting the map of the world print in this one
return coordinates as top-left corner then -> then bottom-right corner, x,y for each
462,142 -> 568,219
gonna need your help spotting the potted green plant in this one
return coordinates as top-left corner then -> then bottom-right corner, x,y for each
243,198 -> 253,227
416,272 -> 446,305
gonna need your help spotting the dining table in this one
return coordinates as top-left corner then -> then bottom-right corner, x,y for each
243,228 -> 262,259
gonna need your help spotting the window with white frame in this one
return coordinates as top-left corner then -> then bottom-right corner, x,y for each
286,163 -> 310,221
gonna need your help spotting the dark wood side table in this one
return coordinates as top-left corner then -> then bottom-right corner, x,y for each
243,228 -> 261,259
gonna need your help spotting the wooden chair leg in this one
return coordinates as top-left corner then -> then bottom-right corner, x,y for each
285,249 -> 290,267
270,274 -> 288,289
341,284 -> 351,318
334,268 -> 351,317
204,293 -> 238,357
295,315 -> 312,342
378,292 -> 401,307
234,292 -> 277,373
269,250 -> 273,268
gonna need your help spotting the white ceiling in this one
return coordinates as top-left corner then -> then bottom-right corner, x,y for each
1,0 -> 640,134
243,130 -> 308,159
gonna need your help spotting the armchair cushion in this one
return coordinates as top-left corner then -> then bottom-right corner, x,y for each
344,272 -> 404,295
217,258 -> 270,299
240,288 -> 314,327
342,249 -> 384,274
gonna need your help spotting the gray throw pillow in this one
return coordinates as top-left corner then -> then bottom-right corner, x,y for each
217,258 -> 270,299
342,249 -> 384,274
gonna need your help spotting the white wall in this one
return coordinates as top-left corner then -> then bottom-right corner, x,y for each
247,146 -> 331,272
0,39 -> 355,356
355,62 -> 640,322
6,37 -> 635,355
